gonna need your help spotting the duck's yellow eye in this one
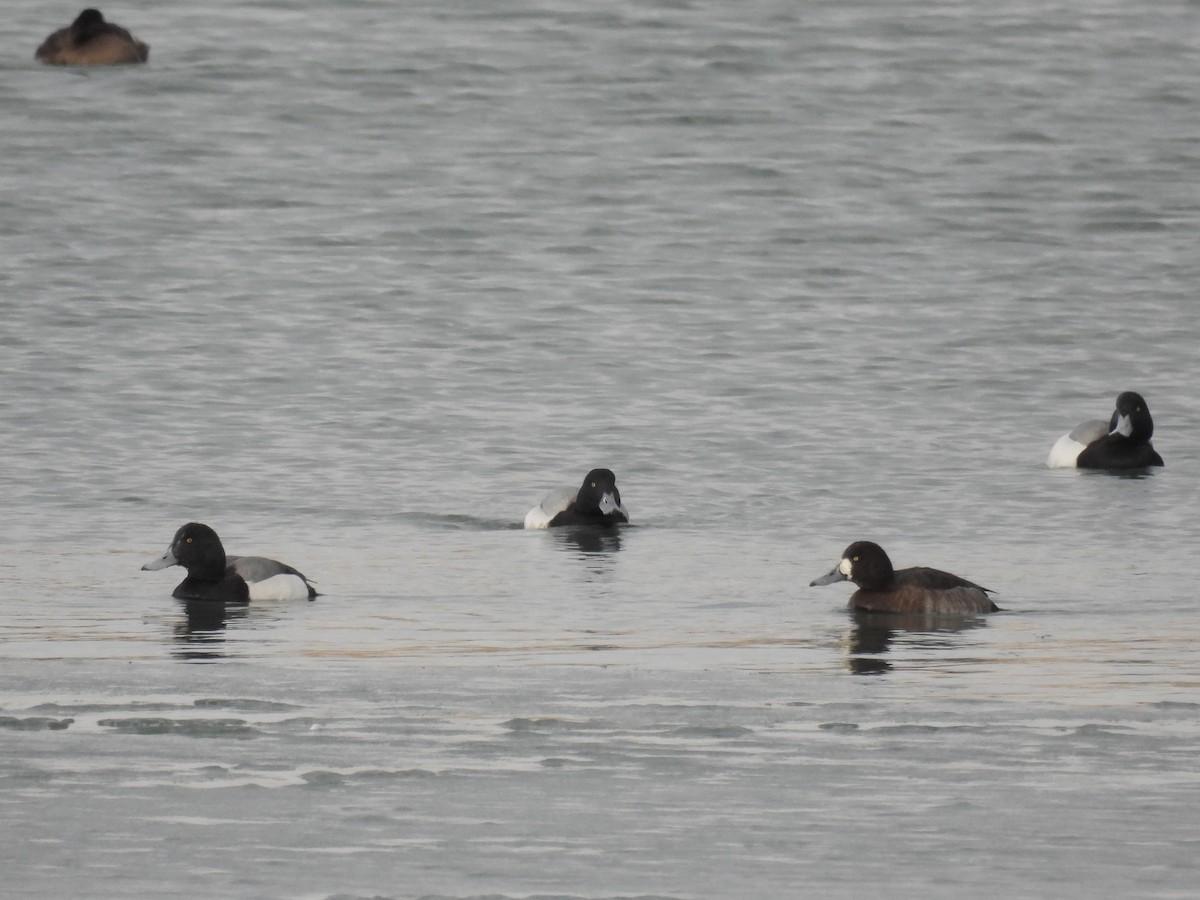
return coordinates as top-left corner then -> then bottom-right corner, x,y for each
186,538 -> 193,544
852,556 -> 859,561
590,482 -> 596,488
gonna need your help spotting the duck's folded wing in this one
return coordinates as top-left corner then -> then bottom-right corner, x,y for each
227,555 -> 299,580
228,555 -> 316,600
901,567 -> 992,594
1048,419 -> 1109,467
523,487 -> 576,529
1068,419 -> 1110,446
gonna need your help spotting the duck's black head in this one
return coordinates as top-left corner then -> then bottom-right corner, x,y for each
143,522 -> 228,581
1111,391 -> 1154,441
576,468 -> 622,516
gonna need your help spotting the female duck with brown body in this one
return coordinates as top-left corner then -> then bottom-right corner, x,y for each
1047,391 -> 1164,470
143,523 -> 318,602
810,541 -> 998,616
36,9 -> 149,66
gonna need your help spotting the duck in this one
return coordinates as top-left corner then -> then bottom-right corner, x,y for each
1047,391 -> 1164,470
35,9 -> 149,66
143,523 -> 318,602
524,468 -> 629,529
810,541 -> 998,615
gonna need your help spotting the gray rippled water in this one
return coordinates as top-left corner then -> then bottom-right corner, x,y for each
3,1 -> 1200,898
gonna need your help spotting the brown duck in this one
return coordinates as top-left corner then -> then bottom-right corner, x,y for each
36,9 -> 149,66
811,541 -> 998,616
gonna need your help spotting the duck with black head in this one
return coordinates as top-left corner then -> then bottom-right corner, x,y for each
810,541 -> 998,616
143,523 -> 318,602
1047,391 -> 1164,470
524,468 -> 629,529
36,9 -> 149,66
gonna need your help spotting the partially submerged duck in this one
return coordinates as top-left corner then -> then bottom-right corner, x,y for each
36,9 -> 149,66
524,468 -> 629,529
143,523 -> 318,602
810,541 -> 998,616
1047,391 -> 1163,470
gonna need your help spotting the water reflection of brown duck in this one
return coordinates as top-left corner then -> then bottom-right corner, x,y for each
845,609 -> 989,675
36,9 -> 149,66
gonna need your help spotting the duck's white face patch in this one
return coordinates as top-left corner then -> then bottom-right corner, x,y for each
837,557 -> 854,577
598,492 -> 618,515
1111,414 -> 1132,437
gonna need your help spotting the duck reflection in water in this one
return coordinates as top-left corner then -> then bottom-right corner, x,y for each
171,601 -> 248,662
845,610 -> 990,675
551,525 -> 624,556
550,526 -> 624,584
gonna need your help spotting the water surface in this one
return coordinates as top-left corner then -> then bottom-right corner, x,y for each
3,2 -> 1200,897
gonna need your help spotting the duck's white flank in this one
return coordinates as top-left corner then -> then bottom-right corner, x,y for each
1047,419 -> 1109,468
524,486 -> 576,529
245,573 -> 312,602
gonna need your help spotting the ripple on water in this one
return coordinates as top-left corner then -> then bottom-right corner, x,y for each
96,717 -> 260,738
0,716 -> 74,731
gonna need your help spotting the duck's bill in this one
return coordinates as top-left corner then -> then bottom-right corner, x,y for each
810,567 -> 848,587
598,492 -> 619,515
141,549 -> 178,571
1110,413 -> 1133,437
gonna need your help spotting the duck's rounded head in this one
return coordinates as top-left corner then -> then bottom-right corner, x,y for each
1111,391 -> 1154,441
143,522 -> 226,576
810,541 -> 893,590
576,468 -> 623,517
73,9 -> 107,33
